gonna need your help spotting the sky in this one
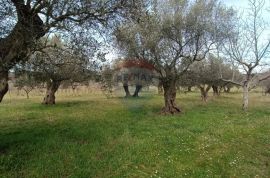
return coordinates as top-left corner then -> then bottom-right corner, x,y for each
223,0 -> 270,33
223,0 -> 270,18
224,0 -> 269,7
223,0 -> 270,69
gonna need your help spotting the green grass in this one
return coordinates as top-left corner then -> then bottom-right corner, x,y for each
0,91 -> 270,177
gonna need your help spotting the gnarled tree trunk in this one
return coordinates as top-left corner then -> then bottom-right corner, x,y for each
0,70 -> 9,102
212,85 -> 220,96
265,87 -> 270,95
161,79 -> 181,114
218,86 -> 223,94
133,85 -> 142,97
43,80 -> 61,105
199,85 -> 211,102
0,1 -> 45,102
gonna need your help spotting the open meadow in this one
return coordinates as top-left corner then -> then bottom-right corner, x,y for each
0,89 -> 270,177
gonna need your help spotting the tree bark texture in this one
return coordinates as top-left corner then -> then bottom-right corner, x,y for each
43,81 -> 61,105
0,70 -> 8,102
0,2 -> 45,102
212,85 -> 220,96
199,85 -> 211,102
265,87 -> 270,95
161,79 -> 181,114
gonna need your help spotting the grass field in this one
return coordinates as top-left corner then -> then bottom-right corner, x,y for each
0,90 -> 270,177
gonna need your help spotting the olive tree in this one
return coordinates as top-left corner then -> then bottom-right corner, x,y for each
185,55 -> 242,101
115,0 -> 235,114
14,69 -> 41,99
23,35 -> 91,104
0,0 -> 138,102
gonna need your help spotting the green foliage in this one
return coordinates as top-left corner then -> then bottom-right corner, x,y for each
115,0 -> 235,77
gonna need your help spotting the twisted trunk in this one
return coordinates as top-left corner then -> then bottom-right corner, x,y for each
0,2 -> 45,101
161,79 -> 181,114
133,85 -> 142,97
43,80 -> 61,105
0,70 -> 9,102
212,85 -> 220,96
218,86 -> 223,94
199,85 -> 211,102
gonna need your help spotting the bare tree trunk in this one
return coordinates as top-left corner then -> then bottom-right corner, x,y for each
123,84 -> 131,97
265,87 -> 270,95
161,79 -> 181,114
187,86 -> 192,92
133,85 -> 142,97
0,70 -> 9,102
199,85 -> 211,102
72,85 -> 76,96
242,81 -> 249,111
212,85 -> 219,96
218,86 -> 223,94
43,81 -> 61,105
24,90 -> 30,99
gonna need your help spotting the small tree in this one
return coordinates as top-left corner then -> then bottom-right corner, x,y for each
185,55 -> 242,101
14,70 -> 40,99
27,36 -> 90,104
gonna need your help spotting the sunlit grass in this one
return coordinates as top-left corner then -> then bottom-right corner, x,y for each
0,89 -> 269,177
